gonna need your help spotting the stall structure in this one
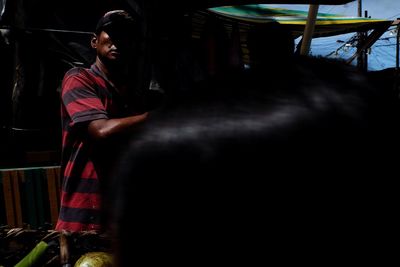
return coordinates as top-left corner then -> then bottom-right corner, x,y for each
208,4 -> 393,58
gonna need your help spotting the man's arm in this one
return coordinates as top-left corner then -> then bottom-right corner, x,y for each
88,112 -> 148,140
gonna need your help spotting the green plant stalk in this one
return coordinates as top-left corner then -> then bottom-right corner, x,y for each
14,241 -> 48,267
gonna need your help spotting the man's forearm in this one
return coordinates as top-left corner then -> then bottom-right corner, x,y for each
88,112 -> 148,140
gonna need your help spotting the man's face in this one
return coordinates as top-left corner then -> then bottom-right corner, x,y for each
92,30 -> 135,67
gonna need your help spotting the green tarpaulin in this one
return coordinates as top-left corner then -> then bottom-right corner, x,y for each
209,4 -> 392,37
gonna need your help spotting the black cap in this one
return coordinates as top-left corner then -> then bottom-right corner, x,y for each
95,10 -> 136,36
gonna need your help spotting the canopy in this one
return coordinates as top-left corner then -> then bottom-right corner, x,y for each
147,1 -> 355,10
208,4 -> 392,38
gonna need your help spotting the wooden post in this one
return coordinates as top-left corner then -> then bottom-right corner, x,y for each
363,10 -> 368,71
396,21 -> 400,95
396,22 -> 399,71
300,5 -> 319,56
357,0 -> 364,70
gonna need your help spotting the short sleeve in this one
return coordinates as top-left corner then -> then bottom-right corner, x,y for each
61,69 -> 109,125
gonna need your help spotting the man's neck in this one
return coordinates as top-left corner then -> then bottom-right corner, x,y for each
95,57 -> 112,78
95,57 -> 128,92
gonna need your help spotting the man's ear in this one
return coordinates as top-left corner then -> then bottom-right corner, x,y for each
91,34 -> 97,49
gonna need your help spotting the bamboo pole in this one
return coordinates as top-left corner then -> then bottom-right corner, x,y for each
300,4 -> 319,56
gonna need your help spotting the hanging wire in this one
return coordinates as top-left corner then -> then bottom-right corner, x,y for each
375,44 -> 397,48
387,13 -> 400,20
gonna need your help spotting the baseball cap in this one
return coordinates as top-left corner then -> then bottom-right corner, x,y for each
95,10 -> 137,36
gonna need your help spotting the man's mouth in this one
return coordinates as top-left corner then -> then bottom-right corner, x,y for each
110,51 -> 120,56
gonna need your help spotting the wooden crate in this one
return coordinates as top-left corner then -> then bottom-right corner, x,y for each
0,166 -> 61,229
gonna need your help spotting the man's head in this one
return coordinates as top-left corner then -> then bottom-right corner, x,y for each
91,10 -> 139,68
95,10 -> 137,40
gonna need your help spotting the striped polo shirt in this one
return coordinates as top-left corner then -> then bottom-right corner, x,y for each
56,64 -> 129,232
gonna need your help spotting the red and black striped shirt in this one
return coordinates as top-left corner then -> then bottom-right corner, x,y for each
56,64 -> 131,232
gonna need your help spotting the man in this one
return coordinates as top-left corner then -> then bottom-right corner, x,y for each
55,10 -> 149,232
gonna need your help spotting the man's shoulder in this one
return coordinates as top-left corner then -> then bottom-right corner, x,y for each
61,66 -> 99,94
64,66 -> 91,79
62,65 -> 102,87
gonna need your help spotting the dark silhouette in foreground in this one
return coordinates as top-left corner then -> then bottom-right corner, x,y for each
106,54 -> 400,265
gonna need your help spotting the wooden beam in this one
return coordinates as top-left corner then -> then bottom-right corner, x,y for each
300,5 -> 319,55
394,19 -> 400,71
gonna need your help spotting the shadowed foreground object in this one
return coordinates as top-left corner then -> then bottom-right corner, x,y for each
106,55 -> 400,266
